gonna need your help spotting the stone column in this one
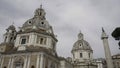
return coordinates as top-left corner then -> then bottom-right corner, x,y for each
0,56 -> 1,64
36,54 -> 40,68
34,34 -> 37,44
6,34 -> 10,42
114,62 -> 118,68
43,56 -> 46,68
101,28 -> 113,68
27,55 -> 31,68
23,55 -> 28,68
10,56 -> 15,68
8,57 -> 12,68
46,38 -> 48,45
31,34 -> 35,45
40,53 -> 44,68
15,35 -> 20,47
0,56 -> 4,68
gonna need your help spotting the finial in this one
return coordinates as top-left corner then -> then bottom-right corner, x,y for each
40,4 -> 42,9
101,27 -> 108,39
79,30 -> 83,35
102,27 -> 105,32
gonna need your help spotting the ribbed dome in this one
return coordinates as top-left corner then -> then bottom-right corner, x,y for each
72,32 -> 93,52
21,6 -> 51,32
72,40 -> 92,51
22,17 -> 50,30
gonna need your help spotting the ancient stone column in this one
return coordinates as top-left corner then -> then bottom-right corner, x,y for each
101,28 -> 113,68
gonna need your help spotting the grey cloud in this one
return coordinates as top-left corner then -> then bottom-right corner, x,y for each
0,0 -> 30,19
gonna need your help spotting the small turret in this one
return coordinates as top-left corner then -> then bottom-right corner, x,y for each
4,24 -> 17,43
0,24 -> 16,53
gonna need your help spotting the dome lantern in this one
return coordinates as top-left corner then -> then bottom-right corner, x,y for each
34,5 -> 46,19
78,31 -> 84,40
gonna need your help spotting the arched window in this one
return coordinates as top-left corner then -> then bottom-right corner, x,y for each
20,36 -> 29,44
4,37 -> 7,42
80,53 -> 83,58
31,65 -> 35,68
10,37 -> 13,42
12,31 -> 14,33
4,66 -> 7,68
40,38 -> 43,44
21,38 -> 26,44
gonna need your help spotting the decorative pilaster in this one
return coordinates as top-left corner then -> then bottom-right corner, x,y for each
0,56 -> 1,64
27,55 -> 31,68
34,35 -> 37,44
8,57 -> 12,68
40,53 -> 44,68
36,54 -> 40,68
10,56 -> 15,68
23,55 -> 28,68
0,56 -> 4,68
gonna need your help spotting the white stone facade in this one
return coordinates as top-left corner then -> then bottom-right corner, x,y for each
0,52 -> 60,68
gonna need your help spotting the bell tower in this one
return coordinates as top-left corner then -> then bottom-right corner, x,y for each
4,24 -> 16,43
0,24 -> 16,52
4,25 -> 16,43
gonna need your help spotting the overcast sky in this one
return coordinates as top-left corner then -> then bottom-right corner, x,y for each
0,0 -> 120,58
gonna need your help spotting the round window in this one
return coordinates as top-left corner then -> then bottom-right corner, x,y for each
41,22 -> 44,24
28,21 -> 32,24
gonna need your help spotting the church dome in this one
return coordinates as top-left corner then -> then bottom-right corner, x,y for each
72,40 -> 92,51
22,17 -> 50,30
21,5 -> 51,31
72,32 -> 93,52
